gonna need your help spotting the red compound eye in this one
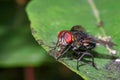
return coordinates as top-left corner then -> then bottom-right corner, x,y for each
58,30 -> 72,45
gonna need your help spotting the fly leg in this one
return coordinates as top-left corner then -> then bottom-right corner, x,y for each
52,40 -> 59,50
77,51 -> 97,70
56,45 -> 71,60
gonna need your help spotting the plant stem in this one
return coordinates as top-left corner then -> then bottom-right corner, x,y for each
88,0 -> 100,23
88,0 -> 106,36
24,66 -> 35,80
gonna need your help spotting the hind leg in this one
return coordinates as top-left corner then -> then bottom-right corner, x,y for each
77,51 -> 97,70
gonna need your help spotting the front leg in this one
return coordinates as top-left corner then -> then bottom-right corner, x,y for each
52,40 -> 59,50
56,45 -> 71,60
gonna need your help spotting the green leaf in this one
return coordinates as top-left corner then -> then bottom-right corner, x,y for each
26,0 -> 120,80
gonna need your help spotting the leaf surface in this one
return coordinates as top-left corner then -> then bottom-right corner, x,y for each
27,0 -> 120,79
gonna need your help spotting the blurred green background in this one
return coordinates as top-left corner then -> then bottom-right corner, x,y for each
0,0 -> 82,80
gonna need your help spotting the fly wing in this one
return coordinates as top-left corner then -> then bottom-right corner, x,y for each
70,25 -> 86,32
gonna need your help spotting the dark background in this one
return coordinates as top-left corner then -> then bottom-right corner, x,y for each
0,0 -> 82,80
